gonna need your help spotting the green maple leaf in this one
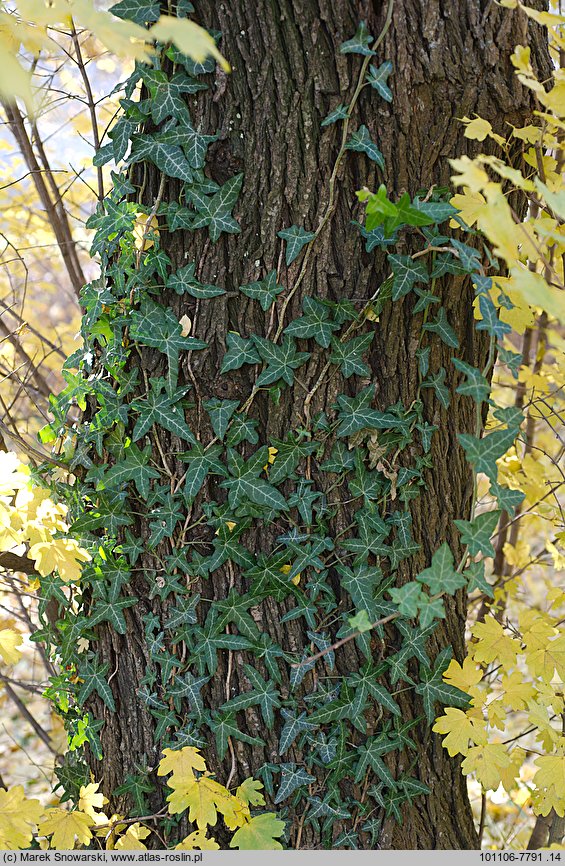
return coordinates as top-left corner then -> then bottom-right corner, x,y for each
230,813 -> 285,850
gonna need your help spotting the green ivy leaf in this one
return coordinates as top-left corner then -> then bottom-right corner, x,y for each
330,332 -> 374,378
239,270 -> 284,311
451,356 -> 491,403
345,125 -> 384,168
387,254 -> 429,301
459,426 -> 519,482
284,296 -> 340,348
203,398 -> 239,440
109,0 -> 159,24
277,225 -> 315,265
366,61 -> 393,101
131,379 -> 196,444
252,335 -> 310,386
76,658 -> 115,712
421,367 -> 450,409
454,510 -> 500,557
189,173 -> 243,242
130,136 -> 193,182
321,104 -> 348,126
166,262 -> 225,298
279,709 -> 317,755
340,21 -> 375,56
129,299 -> 207,393
422,307 -> 460,348
274,764 -> 316,804
102,443 -> 160,498
416,543 -> 466,595
476,294 -> 512,339
211,712 -> 265,761
389,582 -> 426,618
221,332 -> 261,373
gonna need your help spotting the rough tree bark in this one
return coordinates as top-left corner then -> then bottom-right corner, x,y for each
86,0 -> 550,849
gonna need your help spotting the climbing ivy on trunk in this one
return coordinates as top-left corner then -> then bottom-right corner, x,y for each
35,0 -> 550,851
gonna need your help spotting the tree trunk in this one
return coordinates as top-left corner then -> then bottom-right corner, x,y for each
82,0 -> 550,850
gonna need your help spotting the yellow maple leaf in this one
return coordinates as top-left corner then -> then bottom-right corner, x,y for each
29,537 -> 91,582
149,16 -> 230,71
503,540 -> 532,570
442,657 -> 483,694
509,266 -> 565,324
534,754 -> 565,810
432,707 -> 487,757
527,700 -> 561,751
38,808 -> 93,850
500,671 -> 536,710
176,830 -> 220,850
0,627 -> 23,665
471,617 -> 520,667
236,778 -> 265,807
449,189 -> 486,229
157,746 -> 207,787
461,743 -> 512,790
460,115 -> 493,142
450,156 -> 490,193
499,747 -> 526,793
167,775 -> 232,827
113,823 -> 151,850
528,635 -> 565,682
78,783 -> 105,819
0,786 -> 43,849
263,447 -> 279,471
